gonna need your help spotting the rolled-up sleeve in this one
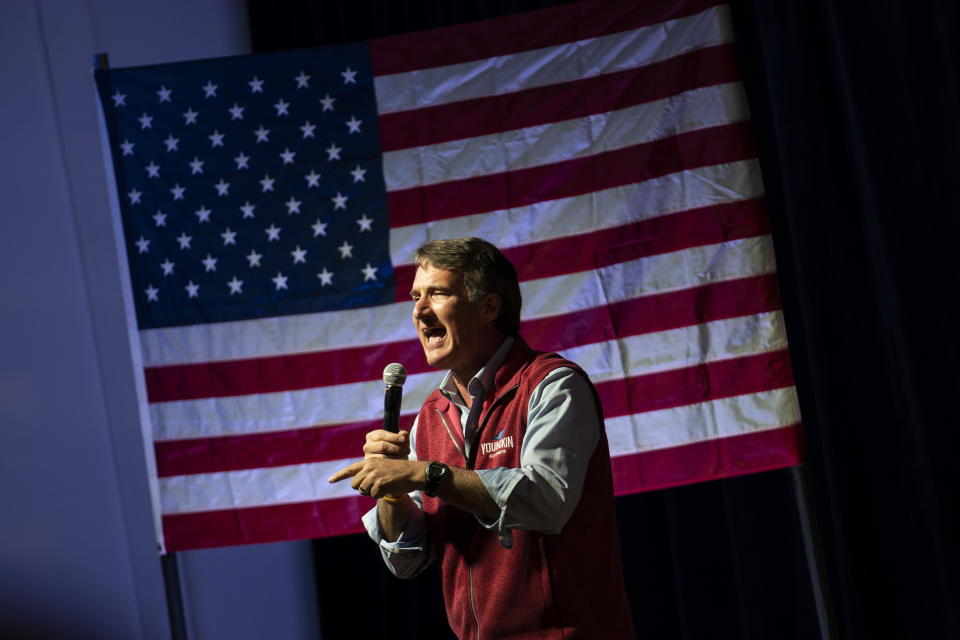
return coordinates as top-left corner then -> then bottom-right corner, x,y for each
474,367 -> 600,548
361,492 -> 435,579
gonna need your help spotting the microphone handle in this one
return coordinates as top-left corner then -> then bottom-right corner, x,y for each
383,385 -> 402,433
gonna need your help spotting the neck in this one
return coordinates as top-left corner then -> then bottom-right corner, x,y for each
450,331 -> 506,408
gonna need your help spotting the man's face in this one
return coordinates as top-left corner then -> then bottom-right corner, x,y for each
410,262 -> 491,377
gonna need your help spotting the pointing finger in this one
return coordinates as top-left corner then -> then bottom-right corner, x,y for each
328,461 -> 363,483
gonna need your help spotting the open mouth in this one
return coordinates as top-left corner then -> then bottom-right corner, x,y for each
422,326 -> 447,347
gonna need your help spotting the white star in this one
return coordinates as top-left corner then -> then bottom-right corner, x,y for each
160,258 -> 175,276
331,191 -> 348,210
338,240 -> 353,259
361,262 -> 378,281
254,125 -> 270,143
234,152 -> 250,169
240,201 -> 256,218
157,85 -> 172,102
300,120 -> 316,138
279,147 -> 296,164
341,66 -> 357,84
356,213 -> 373,231
246,249 -> 262,267
185,280 -> 199,298
164,134 -> 180,152
227,276 -> 243,295
305,170 -> 321,188
120,139 -> 134,156
171,183 -> 185,200
202,253 -> 218,272
127,188 -> 141,204
221,227 -> 237,245
259,174 -> 275,192
153,210 -> 167,227
265,223 -> 281,241
229,103 -> 245,120
317,267 -> 333,286
274,99 -> 290,116
111,91 -> 126,107
189,157 -> 204,175
294,71 -> 310,88
325,142 -> 342,161
319,93 -> 335,111
291,245 -> 307,264
145,161 -> 160,178
285,196 -> 302,214
145,284 -> 159,301
214,179 -> 230,196
350,165 -> 366,182
208,130 -> 224,147
176,232 -> 192,250
249,76 -> 264,93
135,236 -> 150,253
312,219 -> 328,237
272,272 -> 288,290
194,205 -> 212,223
346,115 -> 362,134
138,112 -> 153,129
183,108 -> 198,125
202,81 -> 218,98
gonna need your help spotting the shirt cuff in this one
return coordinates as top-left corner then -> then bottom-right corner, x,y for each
361,496 -> 428,554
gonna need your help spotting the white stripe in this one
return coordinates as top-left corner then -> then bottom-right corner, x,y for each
158,384 -> 800,514
150,310 -> 787,441
388,159 -> 765,265
374,5 -> 732,113
140,236 -> 776,367
382,82 -> 749,191
605,386 -> 802,456
159,457 -> 364,514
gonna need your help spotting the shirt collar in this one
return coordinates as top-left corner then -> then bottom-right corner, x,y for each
438,335 -> 515,404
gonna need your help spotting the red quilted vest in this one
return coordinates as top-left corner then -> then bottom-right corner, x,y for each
416,337 -> 635,639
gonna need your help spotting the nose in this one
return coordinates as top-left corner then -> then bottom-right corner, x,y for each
412,296 -> 430,321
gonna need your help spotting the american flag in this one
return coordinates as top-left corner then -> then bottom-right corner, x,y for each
95,0 -> 803,552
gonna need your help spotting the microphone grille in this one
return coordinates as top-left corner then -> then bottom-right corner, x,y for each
383,362 -> 407,387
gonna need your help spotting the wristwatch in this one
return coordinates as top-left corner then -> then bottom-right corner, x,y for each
424,461 -> 450,497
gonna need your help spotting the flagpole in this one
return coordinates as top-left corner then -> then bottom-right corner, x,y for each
791,463 -> 839,639
94,51 -> 189,640
161,552 -> 189,640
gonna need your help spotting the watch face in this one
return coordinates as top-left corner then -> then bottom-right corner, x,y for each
427,462 -> 447,481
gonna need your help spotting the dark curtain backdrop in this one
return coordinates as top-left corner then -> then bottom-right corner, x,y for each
247,1 -> 960,638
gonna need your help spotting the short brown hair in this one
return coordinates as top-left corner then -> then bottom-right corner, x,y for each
414,237 -> 522,336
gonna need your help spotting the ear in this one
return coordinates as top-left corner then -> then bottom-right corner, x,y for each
479,292 -> 501,326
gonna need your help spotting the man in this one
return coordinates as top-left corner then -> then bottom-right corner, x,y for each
329,237 -> 635,639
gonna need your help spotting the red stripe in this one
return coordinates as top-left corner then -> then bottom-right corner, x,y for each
523,273 -> 782,353
368,0 -> 725,76
145,262 -> 778,404
378,44 -> 740,152
386,122 -> 758,227
160,424 -> 803,551
393,197 -> 769,300
154,344 -> 789,478
610,424 -> 805,494
595,349 -> 795,418
162,495 -> 373,552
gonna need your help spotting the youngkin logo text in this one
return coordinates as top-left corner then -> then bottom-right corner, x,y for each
480,435 -> 515,458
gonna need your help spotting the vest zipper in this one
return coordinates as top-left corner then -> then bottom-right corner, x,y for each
434,408 -> 466,463
469,563 -> 480,639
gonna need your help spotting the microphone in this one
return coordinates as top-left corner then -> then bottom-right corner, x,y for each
382,363 -> 407,433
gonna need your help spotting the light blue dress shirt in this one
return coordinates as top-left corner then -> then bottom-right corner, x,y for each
362,336 -> 601,578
